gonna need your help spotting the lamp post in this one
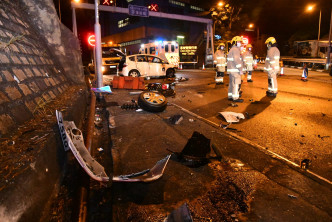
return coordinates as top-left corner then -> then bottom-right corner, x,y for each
326,9 -> 332,70
94,0 -> 103,88
72,0 -> 80,37
306,5 -> 321,57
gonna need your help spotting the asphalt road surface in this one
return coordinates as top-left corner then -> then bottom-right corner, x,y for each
166,68 -> 332,182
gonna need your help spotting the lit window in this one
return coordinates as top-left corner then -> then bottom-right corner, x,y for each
190,5 -> 204,11
169,0 -> 185,7
118,18 -> 130,28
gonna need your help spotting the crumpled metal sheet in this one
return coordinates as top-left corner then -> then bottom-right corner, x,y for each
219,111 -> 245,123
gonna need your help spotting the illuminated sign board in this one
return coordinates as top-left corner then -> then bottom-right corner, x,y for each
179,45 -> 197,56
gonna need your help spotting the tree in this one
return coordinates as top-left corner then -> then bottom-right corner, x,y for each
210,0 -> 246,40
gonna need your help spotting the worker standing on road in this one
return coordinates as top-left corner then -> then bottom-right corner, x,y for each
264,37 -> 280,97
227,36 -> 243,102
214,43 -> 227,84
301,63 -> 308,81
243,44 -> 254,82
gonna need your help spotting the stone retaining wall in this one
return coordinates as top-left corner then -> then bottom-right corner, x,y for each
0,0 -> 84,137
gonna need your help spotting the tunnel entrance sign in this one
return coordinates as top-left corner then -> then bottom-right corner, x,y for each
128,5 -> 149,17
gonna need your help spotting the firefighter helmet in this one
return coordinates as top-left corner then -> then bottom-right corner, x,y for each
265,37 -> 276,45
246,44 -> 253,48
217,43 -> 225,50
231,36 -> 242,45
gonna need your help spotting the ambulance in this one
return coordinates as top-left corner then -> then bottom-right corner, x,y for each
139,41 -> 180,68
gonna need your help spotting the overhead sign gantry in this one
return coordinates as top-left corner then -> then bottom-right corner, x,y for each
71,2 -> 214,65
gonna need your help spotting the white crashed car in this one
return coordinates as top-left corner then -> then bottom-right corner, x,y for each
121,54 -> 176,78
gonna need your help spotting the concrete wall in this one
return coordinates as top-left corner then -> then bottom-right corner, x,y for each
0,0 -> 84,137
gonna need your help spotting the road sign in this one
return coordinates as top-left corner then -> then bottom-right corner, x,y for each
88,35 -> 95,47
128,4 -> 149,17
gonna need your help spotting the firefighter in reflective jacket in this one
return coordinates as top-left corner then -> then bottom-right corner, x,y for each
243,44 -> 254,82
214,43 -> 226,84
227,36 -> 243,102
264,37 -> 280,97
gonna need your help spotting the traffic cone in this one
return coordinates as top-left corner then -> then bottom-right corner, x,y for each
202,63 -> 205,70
280,67 -> 284,76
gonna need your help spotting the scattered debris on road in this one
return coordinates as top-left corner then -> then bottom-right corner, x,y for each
219,112 -> 245,123
97,147 -> 104,152
164,203 -> 193,222
91,85 -> 112,94
300,159 -> 311,169
175,77 -> 189,82
318,135 -> 330,140
229,103 -> 238,107
288,194 -> 298,199
166,114 -> 183,125
167,131 -> 211,167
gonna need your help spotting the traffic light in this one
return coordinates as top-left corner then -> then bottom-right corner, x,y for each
148,4 -> 159,12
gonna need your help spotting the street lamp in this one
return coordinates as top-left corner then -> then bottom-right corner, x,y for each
306,4 -> 321,57
218,2 -> 224,7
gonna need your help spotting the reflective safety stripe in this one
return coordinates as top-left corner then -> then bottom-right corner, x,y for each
217,57 -> 225,59
245,56 -> 252,59
221,64 -> 226,66
227,69 -> 239,72
236,64 -> 242,68
214,60 -> 217,63
216,64 -> 222,66
274,56 -> 280,59
227,58 -> 234,61
266,58 -> 270,60
215,77 -> 223,82
264,67 -> 272,71
270,61 -> 276,64
228,93 -> 232,97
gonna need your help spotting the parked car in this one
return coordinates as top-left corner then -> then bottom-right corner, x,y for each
120,54 -> 176,78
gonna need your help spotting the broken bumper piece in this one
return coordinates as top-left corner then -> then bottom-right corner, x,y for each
56,110 -> 170,183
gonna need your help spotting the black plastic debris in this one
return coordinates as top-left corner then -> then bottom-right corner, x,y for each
146,83 -> 176,97
121,102 -> 139,110
300,159 -> 311,169
164,203 -> 193,222
229,103 -> 238,107
168,131 -> 211,167
318,135 -> 330,140
26,147 -> 34,152
167,115 -> 183,125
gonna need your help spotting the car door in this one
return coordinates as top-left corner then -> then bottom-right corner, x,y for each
147,56 -> 165,77
135,55 -> 149,76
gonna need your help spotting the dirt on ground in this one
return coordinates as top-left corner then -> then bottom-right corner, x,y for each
112,159 -> 255,222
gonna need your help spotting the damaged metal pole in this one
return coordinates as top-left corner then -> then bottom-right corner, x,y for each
94,0 -> 103,88
78,91 -> 96,222
85,91 -> 96,152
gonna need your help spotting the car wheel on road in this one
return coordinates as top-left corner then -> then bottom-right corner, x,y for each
129,69 -> 140,77
138,91 -> 167,112
166,68 -> 175,78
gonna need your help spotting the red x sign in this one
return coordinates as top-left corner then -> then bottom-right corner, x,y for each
149,4 -> 159,12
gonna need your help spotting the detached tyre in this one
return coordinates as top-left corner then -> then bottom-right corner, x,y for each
138,92 -> 167,112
